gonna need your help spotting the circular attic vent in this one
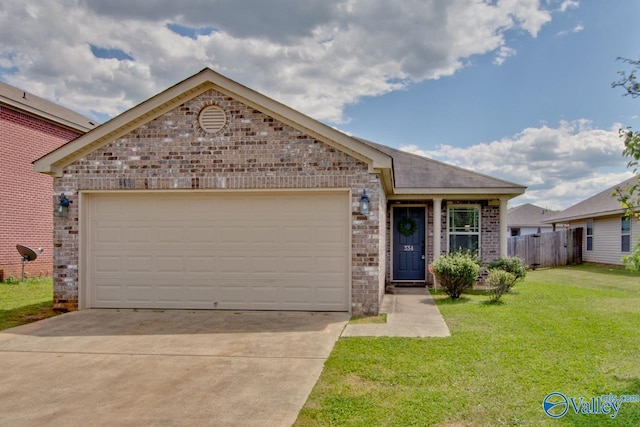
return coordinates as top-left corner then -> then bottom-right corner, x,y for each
198,105 -> 227,133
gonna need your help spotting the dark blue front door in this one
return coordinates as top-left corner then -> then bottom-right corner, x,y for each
393,207 -> 425,281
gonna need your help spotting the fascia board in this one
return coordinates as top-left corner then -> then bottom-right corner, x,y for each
391,186 -> 526,196
541,208 -> 634,224
0,97 -> 93,133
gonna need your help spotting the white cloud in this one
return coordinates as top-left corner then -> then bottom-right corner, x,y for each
559,0 -> 580,12
400,120 -> 634,210
557,23 -> 584,36
494,46 -> 517,66
0,0 -> 555,123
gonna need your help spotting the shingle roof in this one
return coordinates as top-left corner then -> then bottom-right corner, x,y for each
543,176 -> 638,223
508,203 -> 557,227
357,138 -> 526,192
0,81 -> 97,132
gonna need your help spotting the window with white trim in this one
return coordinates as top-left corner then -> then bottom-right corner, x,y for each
447,205 -> 480,254
622,217 -> 631,252
586,219 -> 594,251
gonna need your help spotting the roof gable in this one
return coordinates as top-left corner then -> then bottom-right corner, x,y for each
543,176 -> 638,223
34,68 -> 391,176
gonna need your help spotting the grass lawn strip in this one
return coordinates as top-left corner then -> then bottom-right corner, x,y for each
0,277 -> 58,330
349,313 -> 388,324
295,264 -> 640,426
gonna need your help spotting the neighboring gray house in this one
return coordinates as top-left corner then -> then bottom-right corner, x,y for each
543,176 -> 640,266
34,68 -> 525,315
507,203 -> 556,236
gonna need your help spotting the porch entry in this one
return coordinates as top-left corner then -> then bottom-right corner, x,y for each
392,206 -> 426,281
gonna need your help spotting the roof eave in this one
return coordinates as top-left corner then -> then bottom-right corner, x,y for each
542,208 -> 634,224
0,97 -> 94,133
389,186 -> 526,200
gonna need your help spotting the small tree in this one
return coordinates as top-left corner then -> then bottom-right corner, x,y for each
431,251 -> 480,299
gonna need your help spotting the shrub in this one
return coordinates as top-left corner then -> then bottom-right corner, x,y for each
486,269 -> 516,303
431,251 -> 480,298
486,256 -> 527,290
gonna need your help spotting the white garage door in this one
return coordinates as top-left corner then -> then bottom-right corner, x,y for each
86,191 -> 350,311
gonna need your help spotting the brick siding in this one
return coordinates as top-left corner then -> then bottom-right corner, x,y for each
53,89 -> 383,314
0,106 -> 81,280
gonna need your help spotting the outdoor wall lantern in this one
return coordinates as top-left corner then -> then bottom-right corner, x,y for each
359,190 -> 370,215
54,193 -> 70,217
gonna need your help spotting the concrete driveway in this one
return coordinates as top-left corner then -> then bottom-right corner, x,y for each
0,309 -> 349,427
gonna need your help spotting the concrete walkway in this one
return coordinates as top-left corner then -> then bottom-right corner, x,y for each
342,288 -> 451,338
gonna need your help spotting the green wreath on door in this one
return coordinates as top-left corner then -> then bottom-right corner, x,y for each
398,217 -> 418,237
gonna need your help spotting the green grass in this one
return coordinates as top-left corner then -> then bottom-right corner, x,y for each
349,313 -> 388,324
296,264 -> 640,426
0,277 -> 58,330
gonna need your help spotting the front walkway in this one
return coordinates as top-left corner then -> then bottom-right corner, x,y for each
342,288 -> 451,338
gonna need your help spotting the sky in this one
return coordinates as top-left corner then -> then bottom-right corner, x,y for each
1,0 -> 639,210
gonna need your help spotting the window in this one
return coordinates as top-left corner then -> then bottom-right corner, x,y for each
510,228 -> 520,237
622,217 -> 631,252
448,205 -> 480,254
586,219 -> 594,251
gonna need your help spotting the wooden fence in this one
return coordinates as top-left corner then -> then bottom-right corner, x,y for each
507,228 -> 583,268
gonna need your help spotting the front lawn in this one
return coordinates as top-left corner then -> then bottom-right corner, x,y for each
296,264 -> 640,426
0,277 -> 58,330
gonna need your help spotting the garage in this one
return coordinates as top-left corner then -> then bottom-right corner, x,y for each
83,191 -> 350,311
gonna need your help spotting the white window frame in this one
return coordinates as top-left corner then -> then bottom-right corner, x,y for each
447,204 -> 481,255
586,219 -> 594,251
622,217 -> 631,253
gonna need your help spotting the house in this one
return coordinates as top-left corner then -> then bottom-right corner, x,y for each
34,68 -> 525,315
543,176 -> 640,266
0,81 -> 97,281
507,203 -> 556,236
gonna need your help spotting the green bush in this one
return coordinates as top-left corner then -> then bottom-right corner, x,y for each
486,256 -> 527,289
486,269 -> 516,303
431,251 -> 480,298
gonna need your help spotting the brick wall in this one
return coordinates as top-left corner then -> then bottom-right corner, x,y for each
0,106 -> 81,280
481,204 -> 501,262
53,89 -> 383,314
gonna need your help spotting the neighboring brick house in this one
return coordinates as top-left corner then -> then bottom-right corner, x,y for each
0,82 -> 96,280
35,68 -> 525,315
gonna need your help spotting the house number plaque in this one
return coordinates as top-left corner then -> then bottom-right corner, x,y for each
403,245 -> 414,251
